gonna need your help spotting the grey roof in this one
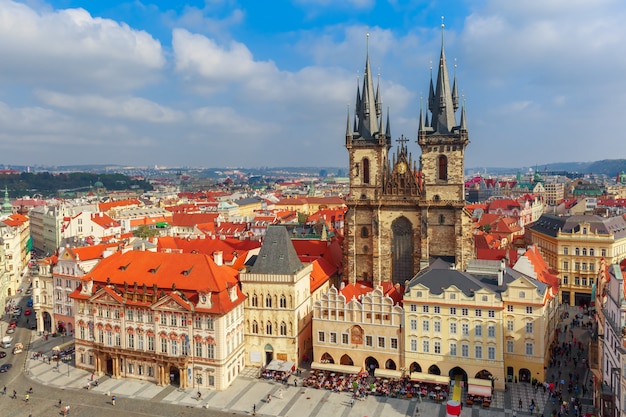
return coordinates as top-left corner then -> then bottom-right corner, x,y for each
248,225 -> 304,274
406,258 -> 547,299
234,196 -> 263,206
530,214 -> 626,239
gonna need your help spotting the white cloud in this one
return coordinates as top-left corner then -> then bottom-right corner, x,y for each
0,0 -> 165,91
36,91 -> 185,123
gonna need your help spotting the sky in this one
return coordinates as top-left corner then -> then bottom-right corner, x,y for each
0,0 -> 625,171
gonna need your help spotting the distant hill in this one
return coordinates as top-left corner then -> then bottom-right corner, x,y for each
468,159 -> 626,177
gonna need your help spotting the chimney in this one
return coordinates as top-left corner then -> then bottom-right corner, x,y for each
498,258 -> 506,286
213,251 -> 223,266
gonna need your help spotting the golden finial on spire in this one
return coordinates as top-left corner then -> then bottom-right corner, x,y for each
441,15 -> 445,29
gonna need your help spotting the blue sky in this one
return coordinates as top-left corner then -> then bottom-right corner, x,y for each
0,0 -> 624,170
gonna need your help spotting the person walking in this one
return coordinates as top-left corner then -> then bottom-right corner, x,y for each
253,403 -> 256,416
111,395 -> 116,406
24,393 -> 29,402
2,386 -> 5,396
11,389 -> 16,399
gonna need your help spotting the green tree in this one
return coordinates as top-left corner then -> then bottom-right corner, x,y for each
133,225 -> 158,239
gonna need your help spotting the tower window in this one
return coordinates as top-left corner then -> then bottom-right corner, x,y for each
439,214 -> 445,224
361,227 -> 369,238
438,155 -> 448,181
363,158 -> 370,184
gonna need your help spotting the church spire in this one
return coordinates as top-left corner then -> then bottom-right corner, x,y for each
385,108 -> 391,137
418,96 -> 425,133
431,17 -> 457,134
355,33 -> 380,140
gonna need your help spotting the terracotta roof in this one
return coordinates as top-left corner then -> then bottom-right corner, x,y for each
98,198 -> 142,212
310,258 -> 334,292
171,212 -> 219,227
156,236 -> 260,262
90,213 -> 121,229
65,243 -> 120,261
2,213 -> 28,227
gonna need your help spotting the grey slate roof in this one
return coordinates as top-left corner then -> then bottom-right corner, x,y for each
248,225 -> 304,274
530,214 -> 626,239
234,196 -> 263,207
405,258 -> 547,299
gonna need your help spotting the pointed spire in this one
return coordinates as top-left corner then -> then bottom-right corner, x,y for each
356,32 -> 381,139
428,61 -> 435,113
375,68 -> 382,118
346,105 -> 352,137
418,95 -> 425,133
430,17 -> 457,134
385,107 -> 391,137
459,95 -> 467,131
452,58 -> 459,111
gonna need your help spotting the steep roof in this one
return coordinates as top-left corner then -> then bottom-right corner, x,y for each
249,225 -> 304,274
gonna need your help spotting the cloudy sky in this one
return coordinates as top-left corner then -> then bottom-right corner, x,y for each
0,0 -> 624,170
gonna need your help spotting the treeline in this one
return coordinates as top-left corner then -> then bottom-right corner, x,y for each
0,172 -> 153,198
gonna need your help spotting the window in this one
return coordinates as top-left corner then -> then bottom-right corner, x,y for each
563,275 -> 569,285
422,340 -> 429,353
507,340 -> 514,353
365,335 -> 373,347
362,158 -> 370,184
171,340 -> 178,356
128,334 -> 135,349
266,322 -> 272,335
488,310 -> 495,318
450,307 -> 456,315
194,316 -> 202,329
114,309 -> 120,319
251,294 -> 258,307
434,320 -> 441,333
195,342 -> 202,357
582,277 -> 587,286
280,295 -> 287,308
475,309 -> 482,317
475,345 -> 482,359
410,304 -> 417,312
128,364 -> 133,374
411,339 -> 417,351
391,338 -> 398,349
161,338 -> 167,353
438,155 -> 448,181
475,325 -> 483,337
410,319 -> 417,330
575,247 -> 580,256
488,346 -> 496,360
462,323 -> 469,336
252,321 -> 258,334
98,330 -> 104,344
526,306 -> 533,314
378,337 -> 385,348
127,309 -> 134,321
575,277 -> 580,286
207,344 -> 215,359
488,326 -> 495,338
434,341 -> 441,354
450,322 -> 457,334
342,333 -> 349,344
139,310 -> 145,323
181,340 -> 188,356
422,320 -> 430,332
148,367 -> 154,377
439,214 -> 445,224
518,291 -> 525,299
450,343 -> 457,356
461,308 -> 468,316
79,327 -> 85,340
582,248 -> 587,256
525,322 -> 533,333
318,331 -> 325,343
525,342 -> 534,356
330,332 -> 337,344
170,314 -> 177,327
160,314 -> 167,325
461,344 -> 469,357
422,305 -> 429,313
106,331 -> 113,346
98,306 -> 103,317
507,305 -> 514,312
507,320 -> 514,332
280,322 -> 287,336
449,294 -> 456,300
563,261 -> 569,270
265,294 -> 272,308
602,249 -> 607,257
590,248 -> 595,256
575,262 -> 580,271
434,306 -> 440,314
138,335 -> 144,350
206,317 -> 214,331
148,336 -> 155,351
563,247 -> 569,255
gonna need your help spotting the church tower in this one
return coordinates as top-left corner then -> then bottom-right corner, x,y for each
417,22 -> 472,270
344,25 -> 473,287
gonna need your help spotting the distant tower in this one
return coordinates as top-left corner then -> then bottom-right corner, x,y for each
2,186 -> 12,214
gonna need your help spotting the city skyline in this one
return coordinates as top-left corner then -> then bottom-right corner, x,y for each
0,0 -> 624,169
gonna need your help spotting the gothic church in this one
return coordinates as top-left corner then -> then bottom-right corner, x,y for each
344,28 -> 473,287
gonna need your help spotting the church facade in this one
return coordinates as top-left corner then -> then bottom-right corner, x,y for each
343,31 -> 473,287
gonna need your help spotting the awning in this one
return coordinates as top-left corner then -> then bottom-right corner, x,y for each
310,362 -> 362,375
467,378 -> 492,397
409,372 -> 449,385
375,369 -> 403,379
53,341 -> 74,352
265,360 -> 294,372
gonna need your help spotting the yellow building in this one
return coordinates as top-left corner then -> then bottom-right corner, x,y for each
403,258 -> 557,390
311,285 -> 403,377
528,214 -> 626,306
240,225 -> 330,368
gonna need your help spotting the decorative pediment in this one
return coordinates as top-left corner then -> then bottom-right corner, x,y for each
197,292 -> 213,309
152,294 -> 191,312
89,287 -> 123,304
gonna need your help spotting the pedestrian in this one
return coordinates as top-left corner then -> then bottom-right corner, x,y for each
349,397 -> 355,407
253,403 -> 256,416
267,393 -> 271,403
196,391 -> 201,400
91,373 -> 94,381
519,398 -> 523,410
112,395 -> 116,406
2,386 -> 5,396
58,399 -> 62,407
24,393 -> 29,402
294,379 -> 297,387
11,389 -> 16,399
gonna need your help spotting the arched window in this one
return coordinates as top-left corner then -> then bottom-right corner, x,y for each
251,294 -> 258,307
363,158 -> 370,184
266,321 -> 272,335
265,294 -> 272,308
280,295 -> 287,308
439,214 -> 445,225
280,322 -> 287,336
252,321 -> 258,334
361,226 -> 369,238
438,155 -> 448,181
